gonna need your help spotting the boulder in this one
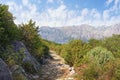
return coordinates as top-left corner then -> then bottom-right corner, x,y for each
0,58 -> 13,80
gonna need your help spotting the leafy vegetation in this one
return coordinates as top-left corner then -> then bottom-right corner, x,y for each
0,4 -> 20,47
47,35 -> 120,80
85,46 -> 114,65
19,20 -> 49,61
4,46 -> 25,67
102,35 -> 120,58
60,40 -> 91,66
22,61 -> 36,74
12,73 -> 27,80
0,4 -> 49,80
80,47 -> 115,80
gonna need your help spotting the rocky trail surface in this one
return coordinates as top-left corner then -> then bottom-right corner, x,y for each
38,50 -> 76,80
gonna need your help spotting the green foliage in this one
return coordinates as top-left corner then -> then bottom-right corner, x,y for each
22,61 -> 36,74
44,34 -> 120,80
0,4 -> 20,47
89,39 -> 101,48
102,35 -> 120,58
3,45 -> 25,67
70,40 -> 91,66
81,47 -> 115,80
88,35 -> 120,58
45,39 -> 91,66
19,20 -> 49,60
0,5 -> 49,78
82,64 -> 100,80
111,59 -> 120,80
13,73 -> 27,80
42,39 -> 61,54
86,46 -> 114,65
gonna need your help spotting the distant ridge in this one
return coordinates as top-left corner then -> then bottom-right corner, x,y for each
39,23 -> 120,43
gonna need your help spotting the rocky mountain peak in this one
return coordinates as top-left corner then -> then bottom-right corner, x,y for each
39,23 -> 120,43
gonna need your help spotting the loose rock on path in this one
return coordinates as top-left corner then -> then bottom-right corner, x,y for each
38,50 -> 76,80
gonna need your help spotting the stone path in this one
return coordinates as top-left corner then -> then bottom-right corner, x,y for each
38,51 -> 76,80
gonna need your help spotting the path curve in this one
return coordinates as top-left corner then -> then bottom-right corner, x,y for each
39,50 -> 76,80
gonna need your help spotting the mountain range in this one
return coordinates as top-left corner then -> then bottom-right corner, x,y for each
39,24 -> 120,43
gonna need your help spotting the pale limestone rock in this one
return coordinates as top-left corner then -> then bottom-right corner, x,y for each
0,58 -> 13,80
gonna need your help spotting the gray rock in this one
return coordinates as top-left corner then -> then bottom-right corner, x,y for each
0,58 -> 13,80
12,41 -> 40,71
46,72 -> 50,75
11,41 -> 42,80
69,67 -> 75,76
32,75 -> 39,79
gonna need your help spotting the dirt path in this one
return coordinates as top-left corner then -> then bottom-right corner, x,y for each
38,50 -> 76,80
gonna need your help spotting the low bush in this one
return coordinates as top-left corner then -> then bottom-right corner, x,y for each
13,73 -> 27,80
22,62 -> 36,74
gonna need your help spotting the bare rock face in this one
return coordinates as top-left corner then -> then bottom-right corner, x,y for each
12,41 -> 40,71
0,58 -> 13,80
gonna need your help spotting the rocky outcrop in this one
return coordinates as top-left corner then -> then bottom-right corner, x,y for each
12,41 -> 41,80
12,41 -> 40,71
0,58 -> 13,80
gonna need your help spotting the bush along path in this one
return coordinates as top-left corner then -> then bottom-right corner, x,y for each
38,50 -> 76,80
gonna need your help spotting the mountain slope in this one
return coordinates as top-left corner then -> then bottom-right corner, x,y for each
39,24 -> 120,43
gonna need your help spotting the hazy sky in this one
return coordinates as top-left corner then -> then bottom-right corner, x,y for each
1,0 -> 120,27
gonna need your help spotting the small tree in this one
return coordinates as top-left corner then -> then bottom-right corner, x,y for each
19,20 -> 49,60
62,40 -> 91,66
0,4 -> 20,47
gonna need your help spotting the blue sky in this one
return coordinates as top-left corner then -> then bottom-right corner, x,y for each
1,0 -> 120,27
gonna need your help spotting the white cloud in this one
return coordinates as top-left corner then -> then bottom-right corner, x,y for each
4,0 -> 120,27
106,0 -> 113,6
103,0 -> 120,25
22,0 -> 29,6
6,1 -> 39,25
81,8 -> 89,17
115,0 -> 120,5
91,9 -> 101,19
47,0 -> 54,3
58,0 -> 64,4
103,10 -> 110,20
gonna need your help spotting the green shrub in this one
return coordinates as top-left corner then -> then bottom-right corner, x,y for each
81,46 -> 115,80
6,57 -> 16,67
13,73 -> 27,80
22,62 -> 36,74
102,35 -> 120,58
82,64 -> 100,80
0,4 -> 20,47
61,40 -> 91,66
19,20 -> 49,61
111,59 -> 120,80
3,46 -> 25,67
86,46 -> 114,65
